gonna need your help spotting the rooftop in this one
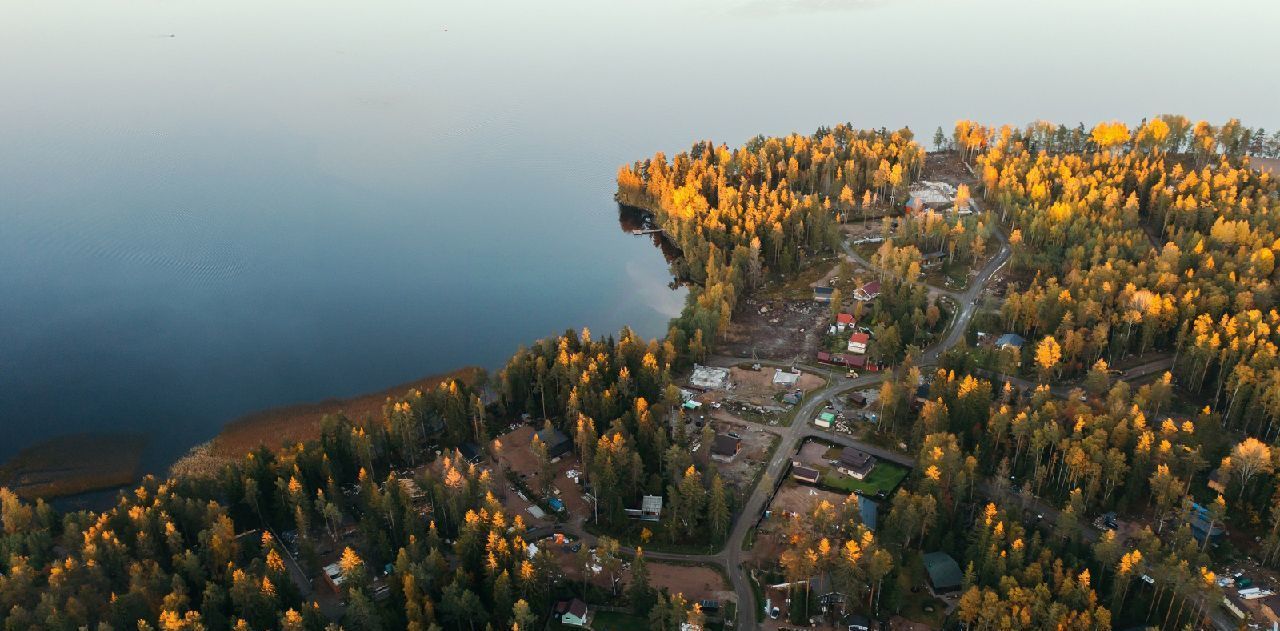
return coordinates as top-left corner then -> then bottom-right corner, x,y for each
908,181 -> 958,205
858,496 -> 878,530
840,447 -> 873,468
922,552 -> 963,590
556,598 -> 588,618
324,562 -> 346,586
689,364 -> 732,390
535,427 -> 571,448
641,495 -> 663,512
773,368 -> 801,386
711,434 -> 741,456
458,442 -> 483,462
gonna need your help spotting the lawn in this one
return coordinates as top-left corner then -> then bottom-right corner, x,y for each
590,611 -> 649,630
896,552 -> 949,628
582,520 -> 721,555
588,609 -> 729,631
819,461 -> 910,496
922,260 -> 971,291
757,258 -> 838,300
853,242 -> 881,261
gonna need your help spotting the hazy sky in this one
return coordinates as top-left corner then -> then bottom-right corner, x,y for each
3,0 -> 1277,157
0,0 -> 1276,468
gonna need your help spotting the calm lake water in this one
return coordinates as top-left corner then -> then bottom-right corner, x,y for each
2,0 -> 1277,472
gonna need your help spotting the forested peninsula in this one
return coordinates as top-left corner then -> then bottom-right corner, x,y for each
4,117 -> 1280,631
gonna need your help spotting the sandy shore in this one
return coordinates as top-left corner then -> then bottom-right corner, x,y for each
0,433 -> 146,499
170,366 -> 484,478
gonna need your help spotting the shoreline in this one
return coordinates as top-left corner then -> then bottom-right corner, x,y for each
170,366 -> 485,479
1,367 -> 486,498
0,432 -> 147,500
8,205 -> 666,498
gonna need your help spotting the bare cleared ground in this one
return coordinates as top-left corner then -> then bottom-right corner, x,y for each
793,441 -> 831,468
768,480 -> 847,517
495,426 -> 541,474
691,366 -> 826,427
636,563 -> 729,603
543,546 -> 727,604
719,154 -> 971,362
889,618 -> 937,631
761,585 -> 793,626
750,481 -> 854,581
493,425 -> 590,520
843,218 -> 891,242
722,297 -> 827,361
728,367 -> 824,407
1254,157 -> 1279,174
705,416 -> 778,501
921,151 -> 974,185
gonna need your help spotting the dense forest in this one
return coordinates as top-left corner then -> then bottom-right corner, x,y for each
4,117 -> 1280,630
758,116 -> 1280,630
616,126 -> 925,357
499,328 -> 732,543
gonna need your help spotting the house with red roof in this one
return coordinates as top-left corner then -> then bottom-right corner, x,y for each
847,332 -> 870,354
835,313 -> 855,331
853,281 -> 881,302
555,599 -> 590,627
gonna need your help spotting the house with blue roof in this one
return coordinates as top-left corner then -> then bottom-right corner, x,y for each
858,496 -> 877,531
995,333 -> 1027,349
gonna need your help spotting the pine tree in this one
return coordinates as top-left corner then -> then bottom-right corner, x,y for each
512,599 -> 537,631
629,548 -> 656,615
707,475 -> 730,543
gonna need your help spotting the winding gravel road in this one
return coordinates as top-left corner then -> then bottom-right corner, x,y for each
562,211 -> 1014,628
723,220 -> 1011,630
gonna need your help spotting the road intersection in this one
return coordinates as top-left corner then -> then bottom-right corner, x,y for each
567,216 -> 1179,629
564,221 -> 1014,629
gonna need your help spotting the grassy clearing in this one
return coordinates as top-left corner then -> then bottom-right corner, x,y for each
896,552 -> 949,627
757,258 -> 838,301
590,611 -> 649,630
922,260 -> 972,291
583,520 -> 721,556
853,242 -> 882,262
819,461 -> 910,496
